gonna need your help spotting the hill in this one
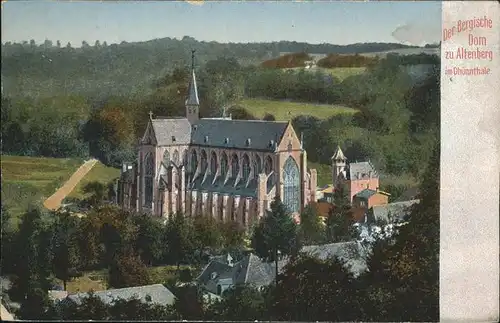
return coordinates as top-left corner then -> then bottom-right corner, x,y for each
1,37 -> 423,98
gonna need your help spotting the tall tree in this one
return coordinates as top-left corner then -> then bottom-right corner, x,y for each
251,197 -> 300,284
164,212 -> 196,268
360,143 -> 439,321
52,211 -> 81,290
193,215 -> 223,258
82,181 -> 107,207
299,204 -> 325,245
326,183 -> 357,242
108,250 -> 151,289
133,214 -> 165,266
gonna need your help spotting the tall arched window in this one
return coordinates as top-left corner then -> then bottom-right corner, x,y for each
220,153 -> 228,179
265,156 -> 273,175
173,150 -> 179,165
144,152 -> 155,206
190,150 -> 198,173
163,150 -> 170,165
283,156 -> 300,213
231,154 -> 239,178
210,152 -> 217,175
242,154 -> 250,182
254,155 -> 262,178
201,150 -> 208,174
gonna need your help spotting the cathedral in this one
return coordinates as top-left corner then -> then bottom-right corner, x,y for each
117,53 -> 318,227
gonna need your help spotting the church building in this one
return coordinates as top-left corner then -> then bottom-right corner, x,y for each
117,53 -> 318,227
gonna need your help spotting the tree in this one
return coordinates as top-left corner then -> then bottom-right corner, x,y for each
108,296 -> 174,320
359,143 -> 439,321
17,287 -> 54,320
251,197 -> 300,284
133,215 -> 165,266
82,181 -> 107,207
326,183 -> 357,242
108,250 -> 151,288
9,206 -> 53,302
170,285 -> 206,320
271,255 -> 360,321
75,216 -> 101,270
262,113 -> 276,121
299,204 -> 325,245
193,216 -> 223,258
220,220 -> 246,251
210,285 -> 268,321
52,212 -> 81,290
164,212 -> 196,268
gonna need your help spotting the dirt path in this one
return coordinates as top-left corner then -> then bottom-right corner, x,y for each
43,159 -> 98,211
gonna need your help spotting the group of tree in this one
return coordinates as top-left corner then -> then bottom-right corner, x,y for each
4,141 -> 438,321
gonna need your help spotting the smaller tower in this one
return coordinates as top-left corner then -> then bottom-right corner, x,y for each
331,145 -> 347,187
186,50 -> 200,123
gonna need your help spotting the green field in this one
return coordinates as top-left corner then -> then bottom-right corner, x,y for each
1,155 -> 83,222
68,161 -> 120,199
285,66 -> 367,81
238,98 -> 357,121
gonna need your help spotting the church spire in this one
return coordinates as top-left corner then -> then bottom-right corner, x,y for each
186,50 -> 200,123
186,50 -> 200,106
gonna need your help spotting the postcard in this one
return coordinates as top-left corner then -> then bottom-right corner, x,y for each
0,1 -> 498,322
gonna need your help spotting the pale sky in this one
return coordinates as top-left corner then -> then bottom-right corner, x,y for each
2,1 -> 442,46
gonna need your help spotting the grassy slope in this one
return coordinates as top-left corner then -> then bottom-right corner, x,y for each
67,161 -> 120,199
284,66 -> 367,81
238,98 -> 357,121
1,155 -> 83,222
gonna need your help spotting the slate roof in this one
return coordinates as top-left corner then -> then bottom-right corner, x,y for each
396,187 -> 420,202
191,119 -> 288,151
65,284 -> 176,306
347,161 -> 378,180
300,242 -> 368,277
354,189 -> 378,199
368,199 -> 420,225
151,118 -> 192,146
331,146 -> 346,161
189,174 -> 258,197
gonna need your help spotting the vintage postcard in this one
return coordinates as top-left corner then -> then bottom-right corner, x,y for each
0,0 -> 498,322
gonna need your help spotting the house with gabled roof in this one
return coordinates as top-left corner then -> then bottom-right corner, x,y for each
117,51 -> 318,227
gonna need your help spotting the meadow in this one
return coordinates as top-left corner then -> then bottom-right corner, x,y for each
1,155 -> 83,223
237,98 -> 357,121
284,66 -> 367,81
67,162 -> 121,200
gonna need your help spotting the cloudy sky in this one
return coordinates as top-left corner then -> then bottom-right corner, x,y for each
2,1 -> 442,46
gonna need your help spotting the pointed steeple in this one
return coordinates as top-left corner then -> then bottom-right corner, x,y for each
331,145 -> 346,161
186,50 -> 200,106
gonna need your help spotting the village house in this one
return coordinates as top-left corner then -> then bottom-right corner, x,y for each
196,242 -> 368,299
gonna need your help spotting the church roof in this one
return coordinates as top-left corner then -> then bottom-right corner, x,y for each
191,119 -> 288,151
354,189 -> 378,199
151,118 -> 192,146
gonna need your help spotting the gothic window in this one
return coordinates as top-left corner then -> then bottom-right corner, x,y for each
221,153 -> 228,179
190,150 -> 198,173
231,154 -> 239,178
163,150 -> 170,165
254,155 -> 262,178
210,152 -> 217,174
201,150 -> 208,174
283,156 -> 300,213
242,154 -> 250,182
173,150 -> 179,165
231,198 -> 236,221
144,152 -> 155,206
265,156 -> 273,175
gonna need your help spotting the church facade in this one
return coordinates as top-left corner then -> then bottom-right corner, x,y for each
117,59 -> 318,227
